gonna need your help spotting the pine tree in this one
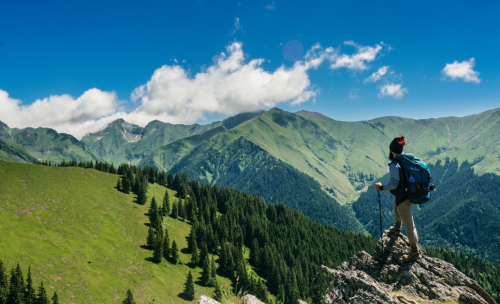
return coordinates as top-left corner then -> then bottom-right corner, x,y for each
188,228 -> 197,253
210,255 -> 217,286
199,242 -> 209,267
171,200 -> 178,219
136,180 -> 147,205
116,178 -> 121,191
277,284 -> 285,304
36,282 -> 50,304
162,190 -> 170,216
190,243 -> 199,265
149,197 -> 160,228
146,226 -> 155,248
182,202 -> 188,221
0,260 -> 7,304
171,241 -> 179,264
51,292 -> 59,304
183,271 -> 195,301
122,289 -> 136,304
179,200 -> 185,221
25,266 -> 36,304
7,264 -> 25,304
153,234 -> 163,264
213,278 -> 222,301
201,256 -> 211,286
163,228 -> 170,259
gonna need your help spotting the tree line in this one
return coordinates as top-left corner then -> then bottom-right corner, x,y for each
0,260 -> 58,304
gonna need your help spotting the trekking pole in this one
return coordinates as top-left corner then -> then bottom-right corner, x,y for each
378,191 -> 383,239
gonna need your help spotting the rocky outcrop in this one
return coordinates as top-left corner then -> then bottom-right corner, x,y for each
198,295 -> 221,304
241,294 -> 266,304
311,231 -> 497,304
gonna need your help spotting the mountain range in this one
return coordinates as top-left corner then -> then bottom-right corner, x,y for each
2,107 -> 500,263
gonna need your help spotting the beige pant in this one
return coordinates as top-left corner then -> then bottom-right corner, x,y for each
393,199 -> 418,244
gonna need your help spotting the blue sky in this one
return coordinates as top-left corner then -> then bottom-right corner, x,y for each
1,0 -> 499,137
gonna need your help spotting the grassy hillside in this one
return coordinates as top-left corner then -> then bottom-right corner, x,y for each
0,161 -> 231,303
0,139 -> 39,164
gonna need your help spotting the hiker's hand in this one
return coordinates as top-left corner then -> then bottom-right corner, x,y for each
375,182 -> 383,192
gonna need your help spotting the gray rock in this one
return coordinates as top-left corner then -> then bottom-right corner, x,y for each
311,230 -> 497,304
198,295 -> 221,304
241,294 -> 266,304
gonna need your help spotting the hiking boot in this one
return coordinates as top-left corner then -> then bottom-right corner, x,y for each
402,251 -> 420,263
388,226 -> 402,236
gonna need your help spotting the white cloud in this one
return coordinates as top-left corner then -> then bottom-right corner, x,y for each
364,66 -> 389,83
0,89 -> 122,139
329,41 -> 385,71
231,17 -> 241,35
0,41 -> 390,139
129,42 -> 325,125
378,83 -> 407,99
442,58 -> 480,83
0,42 -> 329,138
265,2 -> 277,10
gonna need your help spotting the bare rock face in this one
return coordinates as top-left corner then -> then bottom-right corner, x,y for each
311,231 -> 497,304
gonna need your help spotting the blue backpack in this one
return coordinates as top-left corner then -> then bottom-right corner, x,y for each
395,153 -> 434,204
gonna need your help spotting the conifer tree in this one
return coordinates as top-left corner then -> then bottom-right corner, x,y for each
199,242 -> 209,267
122,289 -> 135,304
201,256 -> 211,286
182,202 -> 188,221
116,178 -> 121,191
36,282 -> 50,304
188,228 -> 197,253
210,255 -> 217,286
146,226 -> 155,248
162,190 -> 170,216
179,200 -> 185,221
25,266 -> 36,304
7,264 -> 25,304
0,260 -> 7,304
213,279 -> 222,302
163,228 -> 170,259
190,243 -> 199,265
183,271 -> 195,301
149,197 -> 160,228
171,200 -> 178,219
167,173 -> 174,189
277,284 -> 285,304
153,234 -> 163,264
136,180 -> 147,206
51,292 -> 59,304
171,241 -> 179,264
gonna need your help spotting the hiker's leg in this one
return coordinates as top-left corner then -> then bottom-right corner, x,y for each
391,200 -> 402,231
397,199 -> 418,244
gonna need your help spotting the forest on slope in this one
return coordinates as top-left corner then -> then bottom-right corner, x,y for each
0,161 -> 377,303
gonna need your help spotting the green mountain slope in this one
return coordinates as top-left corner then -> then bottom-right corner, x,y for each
169,136 -> 365,232
0,161 -> 231,303
0,121 -> 97,163
82,112 -> 263,166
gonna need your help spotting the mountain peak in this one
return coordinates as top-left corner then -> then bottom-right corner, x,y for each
0,120 -> 9,129
311,231 -> 497,304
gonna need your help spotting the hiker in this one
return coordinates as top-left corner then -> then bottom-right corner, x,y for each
375,135 -> 420,262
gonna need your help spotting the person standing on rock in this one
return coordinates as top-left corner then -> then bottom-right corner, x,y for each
374,136 -> 420,262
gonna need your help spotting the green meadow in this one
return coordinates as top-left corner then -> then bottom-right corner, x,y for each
0,161 -> 232,303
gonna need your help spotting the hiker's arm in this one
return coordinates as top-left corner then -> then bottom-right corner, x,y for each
383,163 -> 400,191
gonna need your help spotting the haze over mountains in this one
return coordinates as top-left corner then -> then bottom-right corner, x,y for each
2,107 -> 500,263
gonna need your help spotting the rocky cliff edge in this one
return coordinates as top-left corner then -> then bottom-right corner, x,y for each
311,231 -> 497,304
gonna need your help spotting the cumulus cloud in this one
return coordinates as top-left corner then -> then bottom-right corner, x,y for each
364,66 -> 389,83
128,42 -> 328,126
378,83 -> 407,99
442,58 -> 480,83
1,42 -> 332,138
0,89 -> 123,139
329,41 -> 385,71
